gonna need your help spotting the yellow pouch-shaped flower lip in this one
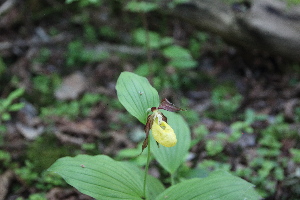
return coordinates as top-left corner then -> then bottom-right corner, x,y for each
152,120 -> 177,147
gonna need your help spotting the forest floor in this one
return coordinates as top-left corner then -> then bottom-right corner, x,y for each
0,1 -> 300,200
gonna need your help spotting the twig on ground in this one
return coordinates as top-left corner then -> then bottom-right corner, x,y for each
0,0 -> 18,16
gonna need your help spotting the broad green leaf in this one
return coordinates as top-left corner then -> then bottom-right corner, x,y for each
133,29 -> 161,49
150,111 -> 191,174
206,140 -> 224,156
135,63 -> 151,77
48,154 -> 164,200
163,46 -> 197,68
156,170 -> 261,200
163,45 -> 192,59
169,59 -> 197,69
116,72 -> 159,124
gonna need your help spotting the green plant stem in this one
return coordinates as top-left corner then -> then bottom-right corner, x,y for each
142,14 -> 152,73
143,139 -> 151,199
139,7 -> 153,81
171,172 -> 175,186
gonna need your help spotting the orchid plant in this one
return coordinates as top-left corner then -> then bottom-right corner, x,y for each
48,72 -> 261,200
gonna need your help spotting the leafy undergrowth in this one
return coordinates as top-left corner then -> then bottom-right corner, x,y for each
0,0 -> 300,200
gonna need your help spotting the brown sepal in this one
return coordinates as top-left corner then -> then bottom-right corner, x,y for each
142,137 -> 148,152
158,98 -> 186,112
142,114 -> 154,152
161,112 -> 167,123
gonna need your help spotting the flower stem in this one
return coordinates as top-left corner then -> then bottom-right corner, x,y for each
143,139 -> 151,199
138,3 -> 153,81
171,172 -> 175,186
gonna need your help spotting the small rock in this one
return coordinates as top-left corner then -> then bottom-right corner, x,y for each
237,133 -> 256,148
0,170 -> 14,200
17,100 -> 38,125
55,72 -> 87,100
16,122 -> 44,140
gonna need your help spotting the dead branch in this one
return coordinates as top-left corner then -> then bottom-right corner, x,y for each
0,170 -> 14,200
165,0 -> 300,61
0,33 -> 71,52
0,36 -> 145,56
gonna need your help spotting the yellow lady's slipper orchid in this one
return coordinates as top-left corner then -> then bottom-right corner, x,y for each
152,117 -> 177,147
142,99 -> 184,151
